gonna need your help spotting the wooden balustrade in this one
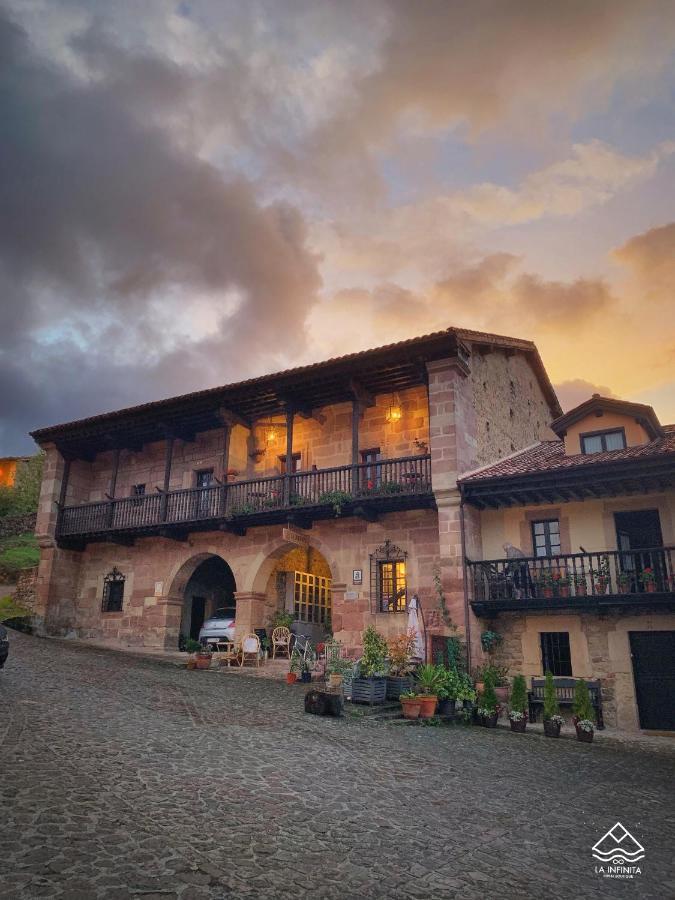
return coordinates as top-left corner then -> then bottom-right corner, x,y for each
57,455 -> 433,538
468,546 -> 675,606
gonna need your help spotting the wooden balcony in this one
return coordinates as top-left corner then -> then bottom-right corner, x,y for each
468,546 -> 675,615
57,455 -> 433,546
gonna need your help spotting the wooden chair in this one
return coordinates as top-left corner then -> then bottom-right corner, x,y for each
240,633 -> 261,668
271,626 -> 292,659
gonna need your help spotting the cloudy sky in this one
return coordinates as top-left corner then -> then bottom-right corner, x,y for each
1,0 -> 674,454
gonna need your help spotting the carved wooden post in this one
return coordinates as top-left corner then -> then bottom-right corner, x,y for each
107,447 -> 120,528
284,405 -> 295,506
160,433 -> 174,523
351,399 -> 360,497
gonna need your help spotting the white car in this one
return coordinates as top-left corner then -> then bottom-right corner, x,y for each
198,609 -> 236,647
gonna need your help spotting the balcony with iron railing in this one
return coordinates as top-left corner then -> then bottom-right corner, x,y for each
57,454 -> 433,545
467,546 -> 675,615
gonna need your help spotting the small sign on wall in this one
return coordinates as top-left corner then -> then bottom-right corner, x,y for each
345,591 -> 359,601
352,569 -> 363,584
154,581 -> 164,597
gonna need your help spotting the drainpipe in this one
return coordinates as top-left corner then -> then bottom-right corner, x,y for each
459,492 -> 472,674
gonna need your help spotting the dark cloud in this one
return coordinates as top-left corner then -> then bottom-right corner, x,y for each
0,8 -> 321,453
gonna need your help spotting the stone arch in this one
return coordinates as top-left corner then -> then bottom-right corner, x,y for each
165,552 -> 236,647
246,534 -> 341,595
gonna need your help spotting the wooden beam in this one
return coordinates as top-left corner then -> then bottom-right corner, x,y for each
159,527 -> 188,542
160,435 -> 174,522
297,407 -> 326,425
286,513 -> 313,530
284,406 -> 294,506
109,448 -> 120,499
217,407 -> 250,430
349,378 -> 375,408
219,522 -> 247,537
353,505 -> 378,523
109,534 -> 135,547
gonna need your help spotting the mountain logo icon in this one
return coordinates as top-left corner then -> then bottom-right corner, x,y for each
592,822 -> 645,864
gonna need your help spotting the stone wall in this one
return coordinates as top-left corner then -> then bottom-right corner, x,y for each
0,513 -> 36,538
14,566 -> 38,613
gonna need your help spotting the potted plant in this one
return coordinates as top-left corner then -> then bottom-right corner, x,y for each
456,673 -> 477,710
508,674 -> 528,732
287,649 -> 301,684
326,656 -> 352,689
351,626 -> 388,705
300,658 -> 313,683
543,670 -> 563,737
537,569 -> 554,599
573,573 -> 587,596
386,629 -> 417,699
617,571 -> 632,594
195,643 -> 213,670
400,690 -> 422,720
639,567 -> 657,593
437,668 -> 462,717
477,673 -> 500,727
572,678 -> 595,743
415,664 -> 445,718
474,663 -> 509,704
480,630 -> 502,654
184,638 -> 202,669
592,559 -> 610,594
553,571 -> 571,598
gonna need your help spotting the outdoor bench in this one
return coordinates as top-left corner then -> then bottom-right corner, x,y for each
528,677 -> 604,729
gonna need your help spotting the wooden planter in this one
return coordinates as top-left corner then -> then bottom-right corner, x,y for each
386,675 -> 413,700
351,676 -> 387,706
481,711 -> 499,728
510,717 -> 527,733
544,719 -> 562,738
575,725 -> 594,743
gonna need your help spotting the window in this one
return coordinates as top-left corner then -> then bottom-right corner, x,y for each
540,632 -> 572,676
195,469 -> 214,487
532,519 -> 561,557
580,429 -> 626,454
102,568 -> 125,613
131,483 -> 145,496
279,453 -> 301,474
370,540 -> 407,613
294,571 -> 331,626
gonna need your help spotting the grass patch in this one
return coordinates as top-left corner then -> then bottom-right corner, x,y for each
0,532 -> 39,579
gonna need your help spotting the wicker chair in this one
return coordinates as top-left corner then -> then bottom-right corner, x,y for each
240,633 -> 261,667
271,626 -> 292,659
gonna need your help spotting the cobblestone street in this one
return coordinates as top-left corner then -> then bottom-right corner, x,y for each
1,632 -> 673,899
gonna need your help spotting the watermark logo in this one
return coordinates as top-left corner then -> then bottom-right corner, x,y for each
592,822 -> 644,880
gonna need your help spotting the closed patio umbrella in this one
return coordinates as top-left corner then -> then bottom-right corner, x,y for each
407,594 -> 425,662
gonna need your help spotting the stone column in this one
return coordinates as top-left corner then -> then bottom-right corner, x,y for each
426,356 -> 481,662
233,591 -> 268,642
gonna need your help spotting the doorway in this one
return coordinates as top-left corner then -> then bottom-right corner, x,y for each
629,631 -> 675,730
190,596 -> 206,641
614,510 -> 665,589
178,555 -> 237,646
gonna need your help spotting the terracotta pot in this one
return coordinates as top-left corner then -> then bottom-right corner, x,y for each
475,681 -> 485,694
575,583 -> 587,596
195,653 -> 212,670
418,695 -> 438,718
510,716 -> 527,733
495,686 -> 509,704
543,719 -> 561,738
575,725 -> 594,743
542,587 -> 554,599
595,579 -> 608,594
558,585 -> 570,598
618,582 -> 630,594
286,672 -> 298,684
328,673 -> 343,689
645,581 -> 656,593
400,698 -> 422,720
186,657 -> 196,670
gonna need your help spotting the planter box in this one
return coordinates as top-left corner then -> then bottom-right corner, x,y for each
351,676 -> 387,706
386,675 -> 413,700
437,698 -> 456,719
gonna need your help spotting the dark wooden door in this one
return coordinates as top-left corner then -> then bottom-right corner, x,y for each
629,631 -> 675,730
190,596 -> 207,641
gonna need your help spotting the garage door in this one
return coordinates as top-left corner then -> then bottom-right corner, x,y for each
629,631 -> 675,730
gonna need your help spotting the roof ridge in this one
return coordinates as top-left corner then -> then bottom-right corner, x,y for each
458,441 -> 546,480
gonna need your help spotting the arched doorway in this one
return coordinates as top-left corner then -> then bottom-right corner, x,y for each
178,555 -> 236,644
259,544 -> 333,641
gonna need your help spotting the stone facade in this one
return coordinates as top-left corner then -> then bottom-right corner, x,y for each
32,337 -> 558,658
0,512 -> 36,539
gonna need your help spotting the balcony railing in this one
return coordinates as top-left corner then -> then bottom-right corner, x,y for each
58,454 -> 432,539
468,546 -> 675,612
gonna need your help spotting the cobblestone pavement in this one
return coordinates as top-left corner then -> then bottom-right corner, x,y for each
1,632 -> 674,900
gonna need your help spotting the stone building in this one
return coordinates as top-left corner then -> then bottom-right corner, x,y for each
30,327 -> 557,664
460,395 -> 675,732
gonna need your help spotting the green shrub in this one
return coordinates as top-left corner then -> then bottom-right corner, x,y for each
510,674 -> 528,714
480,669 -> 499,711
543,670 -> 560,720
573,678 -> 594,722
0,532 -> 39,579
360,625 -> 388,677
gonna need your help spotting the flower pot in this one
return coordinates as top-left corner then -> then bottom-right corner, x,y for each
543,719 -> 561,738
437,698 -> 456,718
474,681 -> 485,695
195,653 -> 212,670
575,583 -> 587,596
351,676 -> 387,706
286,672 -> 298,685
328,673 -> 343,689
300,671 -> 312,683
482,711 -> 499,728
186,657 -> 196,670
618,582 -> 630,594
417,695 -> 438,718
575,725 -> 594,743
495,686 -> 509,704
510,717 -> 527,733
386,675 -> 414,700
558,585 -> 570,598
595,579 -> 608,595
542,587 -> 554,599
400,698 -> 422,720
645,581 -> 656,593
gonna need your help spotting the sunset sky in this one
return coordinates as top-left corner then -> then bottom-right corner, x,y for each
1,0 -> 674,454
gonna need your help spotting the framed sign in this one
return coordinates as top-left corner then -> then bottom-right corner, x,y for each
352,569 -> 363,584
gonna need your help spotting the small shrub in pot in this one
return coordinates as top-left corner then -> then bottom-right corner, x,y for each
572,678 -> 595,743
509,674 -> 528,733
543,670 -> 563,737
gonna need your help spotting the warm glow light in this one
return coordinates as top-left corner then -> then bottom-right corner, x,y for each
267,428 -> 277,444
387,405 -> 402,422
